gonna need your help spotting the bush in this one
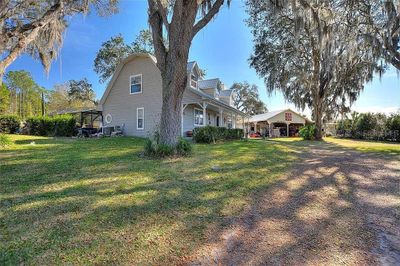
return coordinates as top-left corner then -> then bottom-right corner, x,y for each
0,115 -> 20,133
0,134 -> 12,148
176,137 -> 192,156
192,126 -> 244,143
25,115 -> 76,136
144,135 -> 191,158
299,124 -> 316,140
156,143 -> 175,157
355,113 -> 377,135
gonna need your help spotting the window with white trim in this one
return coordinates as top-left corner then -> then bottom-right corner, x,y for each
137,107 -> 144,130
130,74 -> 142,94
190,74 -> 198,89
194,108 -> 204,126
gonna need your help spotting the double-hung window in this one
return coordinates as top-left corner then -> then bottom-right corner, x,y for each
130,74 -> 142,94
194,108 -> 204,126
137,107 -> 144,130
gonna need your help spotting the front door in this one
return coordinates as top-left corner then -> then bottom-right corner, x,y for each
216,116 -> 220,127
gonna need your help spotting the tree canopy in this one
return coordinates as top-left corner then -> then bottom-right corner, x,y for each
4,70 -> 47,118
0,0 -> 118,82
67,78 -> 97,106
231,82 -> 267,115
247,0 -> 382,139
93,30 -> 154,83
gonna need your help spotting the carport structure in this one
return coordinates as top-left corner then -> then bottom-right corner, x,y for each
248,109 -> 312,137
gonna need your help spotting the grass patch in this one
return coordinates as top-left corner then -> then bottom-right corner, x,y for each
270,136 -> 400,155
324,137 -> 400,155
0,135 -> 296,265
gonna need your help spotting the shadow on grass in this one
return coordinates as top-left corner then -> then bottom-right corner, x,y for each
0,137 -> 295,265
193,139 -> 400,265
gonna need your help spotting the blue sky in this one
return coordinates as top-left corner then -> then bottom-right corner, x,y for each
7,0 -> 400,117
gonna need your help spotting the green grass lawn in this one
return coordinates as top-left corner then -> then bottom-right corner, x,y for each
271,136 -> 400,155
0,135 -> 297,265
324,137 -> 400,154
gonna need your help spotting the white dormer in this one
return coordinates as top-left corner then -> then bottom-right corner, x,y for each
198,78 -> 222,98
219,89 -> 235,107
187,61 -> 203,90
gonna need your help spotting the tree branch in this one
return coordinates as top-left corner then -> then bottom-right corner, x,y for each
192,0 -> 225,39
148,0 -> 167,71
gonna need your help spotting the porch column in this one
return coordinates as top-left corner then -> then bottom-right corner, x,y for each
202,102 -> 208,127
219,109 -> 224,127
241,116 -> 245,137
233,114 -> 237,129
268,123 -> 271,137
181,104 -> 188,136
287,123 -> 290,137
254,122 -> 257,133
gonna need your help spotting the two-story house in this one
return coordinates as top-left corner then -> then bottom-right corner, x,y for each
98,53 -> 246,137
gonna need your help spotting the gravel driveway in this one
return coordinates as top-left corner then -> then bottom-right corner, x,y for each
192,141 -> 400,265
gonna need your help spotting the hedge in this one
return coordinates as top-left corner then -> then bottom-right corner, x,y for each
25,115 -> 76,137
0,115 -> 20,133
193,126 -> 244,143
299,124 -> 316,140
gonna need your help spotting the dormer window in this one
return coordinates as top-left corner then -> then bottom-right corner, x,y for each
190,73 -> 198,89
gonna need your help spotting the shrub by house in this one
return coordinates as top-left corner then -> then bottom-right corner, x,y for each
193,126 -> 244,143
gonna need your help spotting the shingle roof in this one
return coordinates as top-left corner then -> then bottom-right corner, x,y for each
187,61 -> 196,72
219,89 -> 233,97
198,78 -> 220,89
249,110 -> 287,122
249,109 -> 312,123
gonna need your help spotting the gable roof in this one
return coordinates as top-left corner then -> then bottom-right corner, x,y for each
99,53 -> 157,106
98,54 -> 245,116
198,78 -> 220,89
187,61 -> 196,72
250,109 -> 312,123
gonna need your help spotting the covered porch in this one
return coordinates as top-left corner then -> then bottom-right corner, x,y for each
181,99 -> 247,137
249,121 -> 305,137
247,109 -> 310,138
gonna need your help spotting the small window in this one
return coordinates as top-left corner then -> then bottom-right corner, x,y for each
130,74 -> 142,94
190,74 -> 198,89
194,108 -> 204,126
137,107 -> 144,130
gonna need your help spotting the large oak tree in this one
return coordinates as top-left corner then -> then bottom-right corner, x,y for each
0,0 -> 118,83
247,0 -> 380,139
147,0 -> 230,146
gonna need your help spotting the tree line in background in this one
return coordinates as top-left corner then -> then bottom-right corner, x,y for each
0,70 -> 97,118
336,111 -> 400,142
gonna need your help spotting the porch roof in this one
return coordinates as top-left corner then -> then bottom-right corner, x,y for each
187,87 -> 247,117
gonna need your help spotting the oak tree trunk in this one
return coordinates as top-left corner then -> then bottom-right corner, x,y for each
159,57 -> 188,145
313,99 -> 324,140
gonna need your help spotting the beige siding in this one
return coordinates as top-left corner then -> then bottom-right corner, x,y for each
182,105 -> 220,136
102,57 -> 162,137
268,110 -> 306,124
101,56 -> 243,137
201,88 -> 216,97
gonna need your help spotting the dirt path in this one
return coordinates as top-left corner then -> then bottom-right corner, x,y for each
192,142 -> 400,265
